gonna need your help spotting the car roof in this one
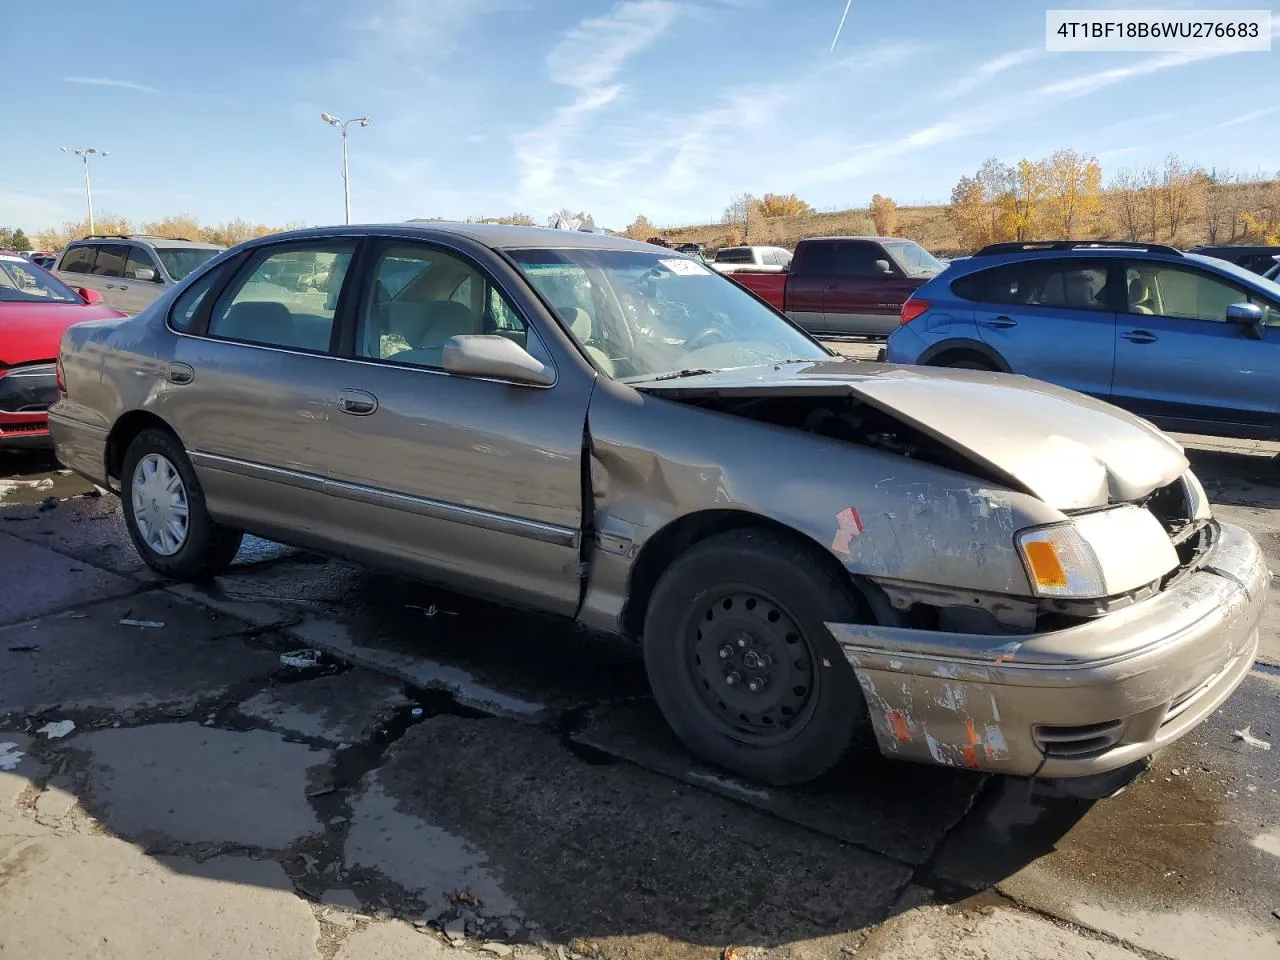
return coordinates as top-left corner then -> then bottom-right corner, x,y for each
240,222 -> 659,253
801,236 -> 909,244
69,235 -> 222,250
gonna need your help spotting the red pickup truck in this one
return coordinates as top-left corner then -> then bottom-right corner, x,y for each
728,236 -> 946,336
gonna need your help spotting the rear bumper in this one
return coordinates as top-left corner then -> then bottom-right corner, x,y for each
827,521 -> 1267,778
47,407 -> 109,486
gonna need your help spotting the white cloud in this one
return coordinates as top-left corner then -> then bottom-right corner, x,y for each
938,47 -> 1040,100
355,0 -> 512,54
513,0 -> 682,196
1215,105 -> 1280,128
63,77 -> 159,94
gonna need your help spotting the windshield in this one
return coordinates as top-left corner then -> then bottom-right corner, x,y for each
508,248 -> 829,382
155,246 -> 222,281
0,254 -> 80,303
884,240 -> 945,278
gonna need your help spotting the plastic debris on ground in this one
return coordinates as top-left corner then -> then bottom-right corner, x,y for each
279,649 -> 322,669
118,618 -> 165,629
405,603 -> 458,618
0,743 -> 26,771
37,720 -> 76,739
1233,726 -> 1272,750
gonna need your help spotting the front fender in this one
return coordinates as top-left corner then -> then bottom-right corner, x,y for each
578,377 -> 1060,633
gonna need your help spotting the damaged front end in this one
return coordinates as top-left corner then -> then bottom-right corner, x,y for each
584,361 -> 1267,781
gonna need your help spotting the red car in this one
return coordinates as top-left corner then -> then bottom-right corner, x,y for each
0,253 -> 125,448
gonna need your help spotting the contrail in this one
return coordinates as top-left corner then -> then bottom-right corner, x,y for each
830,0 -> 853,51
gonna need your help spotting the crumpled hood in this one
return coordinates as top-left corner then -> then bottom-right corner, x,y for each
634,359 -> 1188,511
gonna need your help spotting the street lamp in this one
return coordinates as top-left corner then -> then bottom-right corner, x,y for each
320,113 -> 372,225
60,147 -> 108,234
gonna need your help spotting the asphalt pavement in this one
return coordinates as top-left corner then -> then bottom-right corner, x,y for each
1,414 -> 1277,960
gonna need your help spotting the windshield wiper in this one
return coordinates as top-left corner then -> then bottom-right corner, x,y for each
649,368 -> 718,381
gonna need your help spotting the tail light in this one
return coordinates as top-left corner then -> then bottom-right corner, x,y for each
900,298 -> 930,325
55,355 -> 66,394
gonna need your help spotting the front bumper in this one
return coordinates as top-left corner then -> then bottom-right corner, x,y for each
0,365 -> 57,449
827,521 -> 1267,778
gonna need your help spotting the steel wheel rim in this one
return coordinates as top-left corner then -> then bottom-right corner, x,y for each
686,588 -> 819,745
131,453 -> 190,557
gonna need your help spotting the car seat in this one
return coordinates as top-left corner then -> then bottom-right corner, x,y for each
1128,277 -> 1155,315
556,305 -> 615,376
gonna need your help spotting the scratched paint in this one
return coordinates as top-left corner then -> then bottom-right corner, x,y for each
983,722 -> 1010,760
831,505 -> 864,556
887,710 -> 913,743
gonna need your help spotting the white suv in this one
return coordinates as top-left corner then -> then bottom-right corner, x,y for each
55,235 -> 223,314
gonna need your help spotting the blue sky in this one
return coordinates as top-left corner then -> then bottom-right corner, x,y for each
5,0 -> 1278,234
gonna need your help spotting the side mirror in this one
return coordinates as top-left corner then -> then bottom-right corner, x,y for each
874,259 -> 894,275
76,287 -> 104,306
1225,302 -> 1264,340
133,267 -> 157,282
442,334 -> 555,386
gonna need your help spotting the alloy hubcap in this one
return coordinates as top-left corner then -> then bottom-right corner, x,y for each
688,591 -> 817,741
131,453 -> 190,557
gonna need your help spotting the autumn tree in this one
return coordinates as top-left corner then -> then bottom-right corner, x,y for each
1109,169 -> 1144,241
946,176 -> 990,249
1004,159 -> 1046,241
976,158 -> 1013,243
757,193 -> 812,218
140,214 -> 202,240
722,193 -> 757,226
869,194 -> 898,235
625,215 -> 655,240
1200,169 -> 1230,244
1044,149 -> 1102,237
1160,155 -> 1202,241
1140,165 -> 1161,240
0,228 -> 32,251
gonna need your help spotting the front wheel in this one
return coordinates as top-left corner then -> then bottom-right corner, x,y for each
121,427 -> 243,580
642,529 -> 871,785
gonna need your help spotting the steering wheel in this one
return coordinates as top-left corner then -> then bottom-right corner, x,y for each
684,327 -> 728,352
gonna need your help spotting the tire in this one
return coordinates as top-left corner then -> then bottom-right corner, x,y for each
120,427 -> 243,580
642,528 -> 870,785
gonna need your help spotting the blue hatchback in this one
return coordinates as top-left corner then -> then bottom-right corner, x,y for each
885,241 -> 1280,440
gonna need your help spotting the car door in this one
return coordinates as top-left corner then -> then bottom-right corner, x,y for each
966,258 -> 1119,398
158,239 -> 359,546
121,246 -> 164,314
85,243 -> 133,310
55,243 -> 99,295
784,241 -> 833,331
822,242 -> 913,336
323,238 -> 590,614
1111,260 -> 1280,435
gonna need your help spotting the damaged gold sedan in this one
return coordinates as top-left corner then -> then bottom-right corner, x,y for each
49,224 -> 1267,798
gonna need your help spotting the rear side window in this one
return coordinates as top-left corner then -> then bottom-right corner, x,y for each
952,260 -> 1109,311
60,245 -> 97,274
207,243 -> 355,351
714,248 -> 754,264
90,245 -> 127,278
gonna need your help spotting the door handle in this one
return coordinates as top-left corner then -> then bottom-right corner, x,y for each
166,362 -> 194,385
983,315 -> 1017,329
337,388 -> 378,416
1122,330 -> 1158,344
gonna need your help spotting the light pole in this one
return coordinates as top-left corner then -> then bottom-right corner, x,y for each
320,113 -> 371,225
60,147 -> 108,233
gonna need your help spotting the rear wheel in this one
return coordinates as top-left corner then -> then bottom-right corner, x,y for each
642,529 -> 870,785
121,427 -> 242,580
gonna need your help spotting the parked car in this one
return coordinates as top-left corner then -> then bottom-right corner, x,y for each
50,224 -> 1265,796
886,240 -> 1280,440
1186,244 -> 1280,275
710,245 -> 792,274
28,253 -> 58,270
731,236 -> 946,336
55,234 -> 223,315
0,252 -> 125,448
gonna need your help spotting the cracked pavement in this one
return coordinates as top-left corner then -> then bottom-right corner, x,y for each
1,434 -> 1278,960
